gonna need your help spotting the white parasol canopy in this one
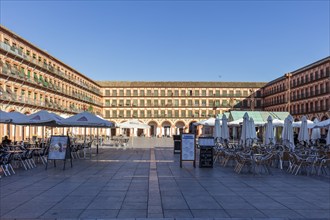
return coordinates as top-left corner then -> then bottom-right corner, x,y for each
293,119 -> 314,129
298,116 -> 309,144
311,118 -> 321,144
0,110 -> 12,123
315,119 -> 330,128
265,115 -> 275,145
194,117 -> 216,126
220,114 -> 230,143
282,115 -> 295,151
11,110 -> 63,126
240,112 -> 251,147
213,115 -> 221,140
117,119 -> 150,129
61,111 -> 113,127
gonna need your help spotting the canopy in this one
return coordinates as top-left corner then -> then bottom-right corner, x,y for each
213,116 -> 221,139
61,111 -> 113,127
0,110 -> 12,123
220,114 -> 229,143
10,110 -> 63,126
315,119 -> 330,128
298,116 -> 309,143
311,118 -> 321,144
240,112 -> 251,147
265,115 -> 275,145
117,119 -> 150,129
193,117 -> 216,126
282,115 -> 295,151
7,111 -> 29,124
292,119 -> 314,129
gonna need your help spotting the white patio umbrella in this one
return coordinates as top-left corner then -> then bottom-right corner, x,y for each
220,114 -> 229,143
298,116 -> 309,144
311,118 -> 321,144
0,110 -> 12,123
265,115 -> 275,145
249,118 -> 257,141
282,115 -> 295,151
293,119 -> 314,129
61,111 -> 113,128
213,115 -> 221,141
240,112 -> 250,147
315,119 -> 330,128
194,117 -> 215,126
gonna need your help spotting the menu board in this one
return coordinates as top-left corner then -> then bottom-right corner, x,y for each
181,133 -> 195,161
198,137 -> 215,147
48,136 -> 70,160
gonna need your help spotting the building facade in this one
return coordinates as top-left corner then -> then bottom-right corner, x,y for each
262,57 -> 330,122
98,81 -> 265,137
0,25 -> 329,140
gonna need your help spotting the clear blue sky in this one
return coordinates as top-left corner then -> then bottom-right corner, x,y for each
1,1 -> 329,82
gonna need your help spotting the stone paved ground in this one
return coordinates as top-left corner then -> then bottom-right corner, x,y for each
0,137 -> 329,219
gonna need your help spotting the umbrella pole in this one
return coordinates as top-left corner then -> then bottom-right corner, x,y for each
97,128 -> 99,154
14,125 -> 16,143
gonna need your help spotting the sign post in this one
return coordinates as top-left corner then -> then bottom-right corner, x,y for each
46,135 -> 72,170
180,133 -> 196,168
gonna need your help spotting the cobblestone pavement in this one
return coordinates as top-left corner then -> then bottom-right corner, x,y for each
0,137 -> 329,219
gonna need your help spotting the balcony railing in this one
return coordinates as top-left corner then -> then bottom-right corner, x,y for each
0,41 -> 101,95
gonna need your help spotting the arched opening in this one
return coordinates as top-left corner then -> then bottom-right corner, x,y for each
161,121 -> 172,137
175,121 -> 185,135
148,121 -> 158,137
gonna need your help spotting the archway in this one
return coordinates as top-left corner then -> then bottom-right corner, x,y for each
148,121 -> 158,137
161,121 -> 172,137
175,121 -> 185,135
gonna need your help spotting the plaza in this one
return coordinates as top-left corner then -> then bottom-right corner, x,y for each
1,138 -> 329,219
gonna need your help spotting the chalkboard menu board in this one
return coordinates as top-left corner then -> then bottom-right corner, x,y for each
180,133 -> 196,168
199,147 -> 213,168
46,135 -> 72,170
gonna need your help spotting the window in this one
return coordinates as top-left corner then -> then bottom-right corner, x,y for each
105,110 -> 110,118
215,90 -> 220,96
154,110 -> 159,117
202,100 -> 206,106
161,110 -> 166,117
126,110 -> 131,117
133,99 -> 138,106
194,100 -> 199,106
174,90 -> 179,96
154,90 -> 158,96
195,90 -> 199,96
175,110 -> 179,117
154,100 -> 158,106
146,99 -> 152,106
119,110 -> 124,117
126,90 -> 131,96
147,90 -> 152,96
167,90 -> 172,96
222,90 -> 227,96
105,90 -> 110,96
174,99 -> 179,106
140,90 -> 145,96
140,110 -> 145,117
167,110 -> 172,117
105,99 -> 110,106
119,90 -> 124,96
161,90 -> 165,96
188,110 -> 193,117
209,90 -> 213,96
140,100 -> 145,106
201,110 -> 206,117
119,99 -> 124,106
112,100 -> 117,106
112,90 -> 117,96
202,90 -> 206,96
181,110 -> 186,117
181,100 -> 186,106
133,110 -> 138,117
181,90 -> 186,96
133,90 -> 138,96
188,100 -> 193,106
147,110 -> 152,117
161,100 -> 166,106
126,100 -> 131,106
